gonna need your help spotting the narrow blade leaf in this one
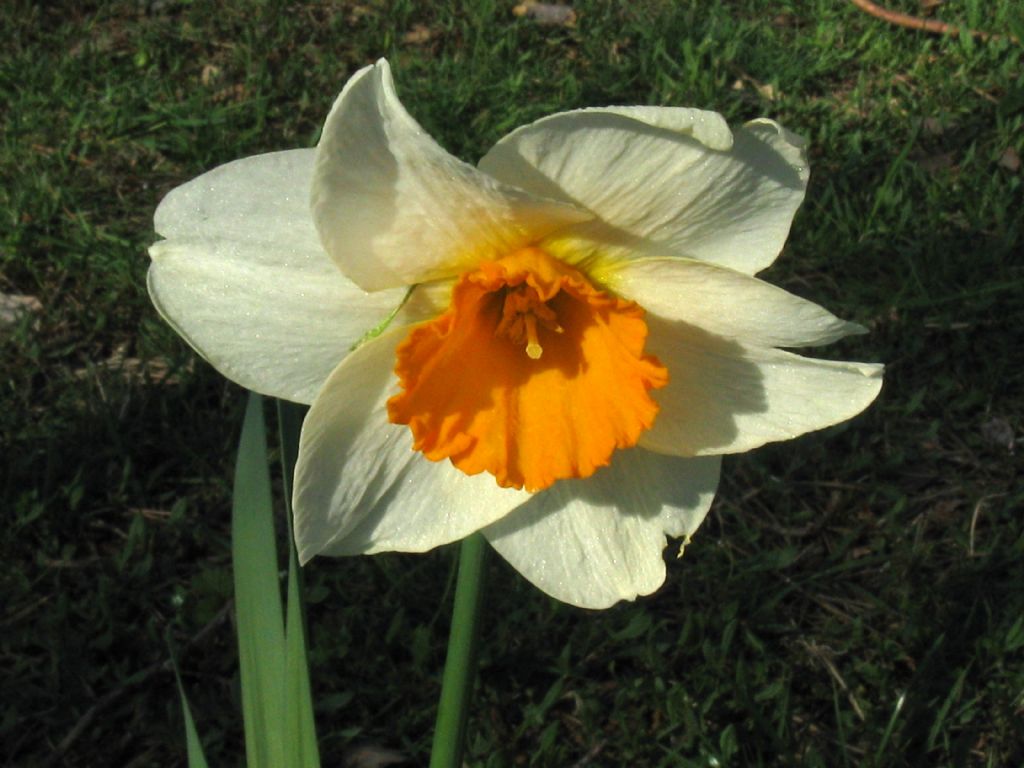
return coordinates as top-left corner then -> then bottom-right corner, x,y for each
170,656 -> 210,768
233,392 -> 287,768
278,398 -> 321,768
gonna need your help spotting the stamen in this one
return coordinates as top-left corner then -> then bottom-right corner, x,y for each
524,314 -> 543,360
388,246 -> 668,491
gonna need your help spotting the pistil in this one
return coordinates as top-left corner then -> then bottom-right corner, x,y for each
524,314 -> 543,360
388,246 -> 667,491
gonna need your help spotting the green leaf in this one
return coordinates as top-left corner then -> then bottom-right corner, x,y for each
233,392 -> 287,768
171,658 -> 210,768
285,543 -> 321,767
278,399 -> 321,768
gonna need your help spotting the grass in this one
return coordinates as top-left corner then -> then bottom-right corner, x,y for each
2,0 -> 1022,765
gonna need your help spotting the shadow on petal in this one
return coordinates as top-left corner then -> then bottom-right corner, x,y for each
641,318 -> 768,456
496,448 -> 720,530
482,449 -> 722,607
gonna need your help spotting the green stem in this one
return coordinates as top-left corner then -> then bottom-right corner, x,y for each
429,533 -> 488,768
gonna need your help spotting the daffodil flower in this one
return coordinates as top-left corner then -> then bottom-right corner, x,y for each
149,59 -> 882,608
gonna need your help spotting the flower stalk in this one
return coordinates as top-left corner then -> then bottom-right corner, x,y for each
430,533 -> 488,768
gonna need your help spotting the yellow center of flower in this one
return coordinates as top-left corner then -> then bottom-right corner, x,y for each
386,247 -> 668,492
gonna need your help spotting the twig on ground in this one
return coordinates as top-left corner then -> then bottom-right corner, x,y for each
848,0 -> 1019,44
800,639 -> 867,722
569,740 -> 607,768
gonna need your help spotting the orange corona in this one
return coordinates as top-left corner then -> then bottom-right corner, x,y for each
387,248 -> 668,491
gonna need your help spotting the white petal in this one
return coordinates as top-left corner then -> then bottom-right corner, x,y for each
293,326 -> 531,562
597,256 -> 864,348
639,318 -> 883,456
592,106 -> 734,150
147,238 -> 440,404
154,149 -> 320,247
480,110 -> 807,274
484,450 -> 721,609
311,60 -> 589,291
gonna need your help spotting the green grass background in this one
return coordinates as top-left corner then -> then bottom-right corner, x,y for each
2,0 -> 1022,765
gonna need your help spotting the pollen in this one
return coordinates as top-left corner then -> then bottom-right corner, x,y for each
387,247 -> 668,492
